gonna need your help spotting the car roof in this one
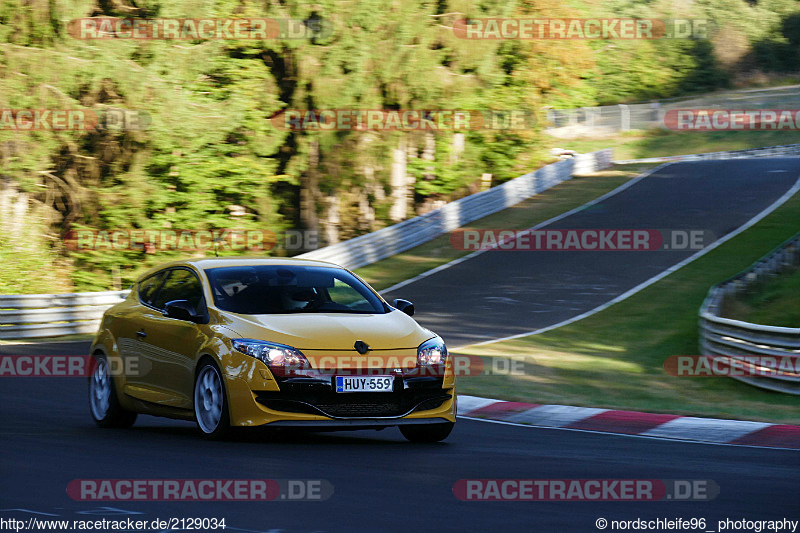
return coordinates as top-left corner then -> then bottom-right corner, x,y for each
137,257 -> 342,281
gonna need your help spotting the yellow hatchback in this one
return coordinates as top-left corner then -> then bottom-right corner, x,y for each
88,258 -> 456,441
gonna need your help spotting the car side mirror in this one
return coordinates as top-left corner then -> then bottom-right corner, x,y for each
163,300 -> 201,323
393,299 -> 415,317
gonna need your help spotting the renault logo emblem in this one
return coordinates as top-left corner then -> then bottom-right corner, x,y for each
354,340 -> 370,354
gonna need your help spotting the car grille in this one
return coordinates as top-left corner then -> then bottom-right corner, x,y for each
254,388 -> 452,418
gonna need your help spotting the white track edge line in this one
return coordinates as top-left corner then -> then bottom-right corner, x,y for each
456,416 -> 799,452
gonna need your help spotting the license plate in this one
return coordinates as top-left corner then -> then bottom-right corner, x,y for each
335,375 -> 394,393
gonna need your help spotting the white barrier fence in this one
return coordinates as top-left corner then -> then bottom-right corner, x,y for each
614,143 -> 800,165
9,143 -> 794,342
298,149 -> 612,270
699,233 -> 800,394
547,84 -> 800,138
0,291 -> 129,339
0,150 -> 611,340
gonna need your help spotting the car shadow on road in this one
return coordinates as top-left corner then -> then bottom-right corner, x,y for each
94,422 -> 445,447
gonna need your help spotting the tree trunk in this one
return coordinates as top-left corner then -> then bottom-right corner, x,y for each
300,139 -> 320,234
322,194 -> 340,245
422,131 -> 435,181
450,132 -> 465,165
360,164 -> 375,231
389,136 -> 407,222
406,135 -> 417,214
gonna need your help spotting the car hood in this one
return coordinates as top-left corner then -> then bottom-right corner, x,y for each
220,309 -> 434,351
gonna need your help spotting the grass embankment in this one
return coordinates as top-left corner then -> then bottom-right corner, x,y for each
722,264 -> 800,328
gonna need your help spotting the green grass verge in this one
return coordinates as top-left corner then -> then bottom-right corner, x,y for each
455,188 -> 800,424
722,264 -> 800,328
354,164 -> 656,291
559,130 -> 800,162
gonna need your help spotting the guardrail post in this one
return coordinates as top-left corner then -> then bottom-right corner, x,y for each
618,104 -> 630,131
582,107 -> 594,132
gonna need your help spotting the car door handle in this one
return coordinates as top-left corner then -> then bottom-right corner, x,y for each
136,330 -> 147,339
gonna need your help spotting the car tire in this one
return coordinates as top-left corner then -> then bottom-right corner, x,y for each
194,359 -> 231,439
400,422 -> 454,443
88,353 -> 137,428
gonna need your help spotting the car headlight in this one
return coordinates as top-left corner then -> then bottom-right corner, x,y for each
232,339 -> 310,369
417,337 -> 447,366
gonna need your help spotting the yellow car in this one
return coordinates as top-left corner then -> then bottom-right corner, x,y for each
88,258 -> 456,442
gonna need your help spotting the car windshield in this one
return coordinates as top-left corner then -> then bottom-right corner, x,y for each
204,265 -> 388,315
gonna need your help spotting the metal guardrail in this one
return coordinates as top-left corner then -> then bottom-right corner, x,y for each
4,144 -> 792,342
0,151 -> 611,340
547,84 -> 800,137
699,233 -> 800,394
297,149 -> 612,270
0,291 -> 129,339
614,143 -> 800,165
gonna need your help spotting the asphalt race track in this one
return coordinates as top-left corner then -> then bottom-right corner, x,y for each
384,158 -> 800,347
1,372 -> 798,533
1,159 -> 799,532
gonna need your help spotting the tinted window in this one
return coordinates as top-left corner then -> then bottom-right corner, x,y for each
138,271 -> 166,305
150,269 -> 204,312
204,265 -> 387,315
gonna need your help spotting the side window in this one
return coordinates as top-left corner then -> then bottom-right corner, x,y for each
151,269 -> 204,312
138,271 -> 166,306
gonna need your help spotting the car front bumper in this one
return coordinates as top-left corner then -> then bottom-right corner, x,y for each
224,375 -> 456,428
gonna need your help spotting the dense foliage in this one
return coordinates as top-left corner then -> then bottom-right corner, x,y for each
0,0 -> 797,292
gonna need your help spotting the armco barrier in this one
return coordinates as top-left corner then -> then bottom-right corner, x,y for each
547,84 -> 800,137
0,291 -> 129,340
614,143 -> 800,165
0,151 -> 610,340
698,233 -> 800,394
10,143 -> 793,341
297,149 -> 612,270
